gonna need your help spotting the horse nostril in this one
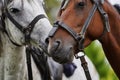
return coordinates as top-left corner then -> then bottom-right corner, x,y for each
55,40 -> 61,44
45,37 -> 49,45
53,40 -> 61,51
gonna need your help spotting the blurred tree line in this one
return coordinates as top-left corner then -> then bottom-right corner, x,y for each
44,0 -> 61,23
44,0 -> 118,80
85,41 -> 118,80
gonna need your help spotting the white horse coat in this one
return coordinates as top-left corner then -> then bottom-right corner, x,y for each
0,0 -> 52,80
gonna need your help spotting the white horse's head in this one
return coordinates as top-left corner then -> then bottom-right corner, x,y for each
0,0 -> 52,47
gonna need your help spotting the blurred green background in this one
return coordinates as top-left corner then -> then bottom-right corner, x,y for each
44,0 -> 119,80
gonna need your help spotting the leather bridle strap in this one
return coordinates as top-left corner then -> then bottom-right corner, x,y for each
24,14 -> 46,44
80,3 -> 98,37
49,21 -> 81,41
80,0 -> 110,40
26,46 -> 33,80
75,51 -> 92,80
30,46 -> 52,80
5,9 -> 46,44
5,9 -> 24,32
2,0 -> 47,45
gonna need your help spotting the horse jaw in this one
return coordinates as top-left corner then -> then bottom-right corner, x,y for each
5,19 -> 25,45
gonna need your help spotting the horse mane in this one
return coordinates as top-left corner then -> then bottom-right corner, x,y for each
113,4 -> 120,14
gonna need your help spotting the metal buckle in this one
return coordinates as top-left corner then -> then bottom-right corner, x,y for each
100,0 -> 104,4
75,51 -> 85,59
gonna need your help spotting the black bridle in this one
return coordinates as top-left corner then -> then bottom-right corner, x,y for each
48,0 -> 110,80
26,46 -> 52,80
1,4 -> 46,46
0,1 -> 48,80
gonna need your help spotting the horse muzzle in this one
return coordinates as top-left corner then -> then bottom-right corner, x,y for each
46,38 -> 74,63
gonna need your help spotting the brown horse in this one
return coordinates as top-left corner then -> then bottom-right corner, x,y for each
47,0 -> 120,78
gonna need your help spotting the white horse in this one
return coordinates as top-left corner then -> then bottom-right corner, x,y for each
0,0 -> 53,80
0,0 -> 99,80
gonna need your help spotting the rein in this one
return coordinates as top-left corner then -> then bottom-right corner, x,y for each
26,46 -> 52,80
0,0 -> 51,80
48,0 -> 110,80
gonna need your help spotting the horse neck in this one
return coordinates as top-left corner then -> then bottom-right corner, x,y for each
0,32 -> 27,80
100,3 -> 120,78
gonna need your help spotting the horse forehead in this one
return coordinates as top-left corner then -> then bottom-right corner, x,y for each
8,0 -> 43,8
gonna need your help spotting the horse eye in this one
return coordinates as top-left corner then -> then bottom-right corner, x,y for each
78,2 -> 85,7
9,8 -> 20,13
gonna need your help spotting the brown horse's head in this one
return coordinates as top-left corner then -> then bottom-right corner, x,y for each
47,0 -> 112,63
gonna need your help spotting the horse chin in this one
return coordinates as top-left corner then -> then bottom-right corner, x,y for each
50,47 -> 74,64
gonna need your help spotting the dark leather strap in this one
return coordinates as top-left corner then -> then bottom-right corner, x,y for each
49,21 -> 81,41
58,21 -> 81,41
48,21 -> 59,37
30,46 -> 52,80
5,9 -> 24,32
80,55 -> 92,80
26,46 -> 52,80
75,51 -> 92,80
80,3 -> 97,36
98,4 -> 110,32
24,14 -> 46,43
1,13 -> 22,46
26,46 -> 33,80
2,8 -> 46,45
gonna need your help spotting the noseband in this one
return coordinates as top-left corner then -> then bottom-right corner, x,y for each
48,0 -> 110,80
1,1 -> 46,46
